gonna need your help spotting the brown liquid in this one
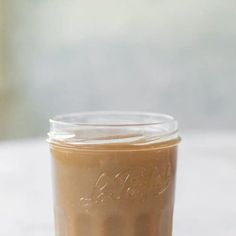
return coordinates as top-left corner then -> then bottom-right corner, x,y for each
50,140 -> 178,236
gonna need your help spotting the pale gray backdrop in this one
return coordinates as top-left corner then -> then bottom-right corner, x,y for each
0,0 -> 236,139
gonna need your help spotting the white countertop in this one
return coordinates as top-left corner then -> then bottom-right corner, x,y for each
1,132 -> 236,236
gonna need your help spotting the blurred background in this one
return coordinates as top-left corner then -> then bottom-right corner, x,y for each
0,0 -> 236,139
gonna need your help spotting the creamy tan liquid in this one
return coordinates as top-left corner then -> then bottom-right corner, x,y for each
50,140 -> 178,236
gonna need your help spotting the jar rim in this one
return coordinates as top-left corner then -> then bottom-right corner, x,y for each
48,111 -> 179,147
50,111 -> 177,127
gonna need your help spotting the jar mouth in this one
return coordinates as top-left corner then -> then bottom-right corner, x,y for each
50,111 -> 177,127
48,111 -> 179,147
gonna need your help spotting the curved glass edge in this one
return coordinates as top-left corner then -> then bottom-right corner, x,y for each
48,111 -> 180,149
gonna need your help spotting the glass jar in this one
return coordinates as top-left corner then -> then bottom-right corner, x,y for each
48,111 -> 180,236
